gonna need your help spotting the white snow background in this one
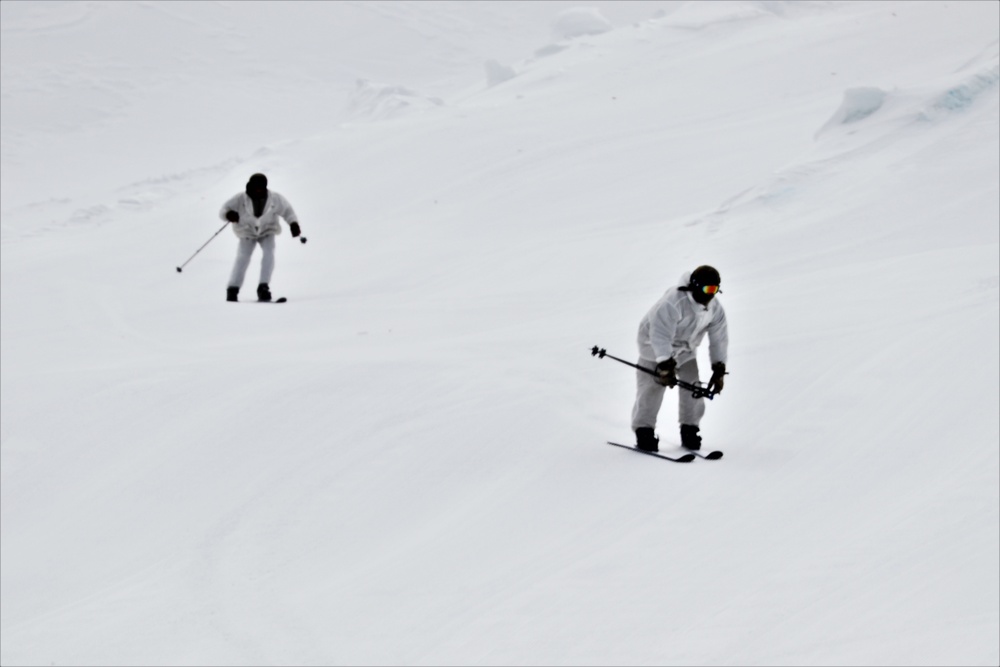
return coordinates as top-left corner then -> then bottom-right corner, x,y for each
1,1 -> 998,665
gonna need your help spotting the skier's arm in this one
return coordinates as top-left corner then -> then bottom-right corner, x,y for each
275,194 -> 298,225
276,194 -> 302,237
707,306 -> 729,366
649,301 -> 681,363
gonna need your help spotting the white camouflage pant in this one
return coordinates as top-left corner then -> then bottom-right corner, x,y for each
228,235 -> 275,288
631,357 -> 706,432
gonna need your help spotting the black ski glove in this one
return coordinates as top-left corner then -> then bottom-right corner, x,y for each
289,221 -> 301,237
225,210 -> 239,223
707,362 -> 726,395
654,358 -> 677,387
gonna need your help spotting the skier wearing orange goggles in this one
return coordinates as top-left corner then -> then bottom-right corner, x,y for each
631,265 -> 729,453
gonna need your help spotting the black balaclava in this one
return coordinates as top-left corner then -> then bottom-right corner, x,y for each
686,265 -> 722,306
246,173 -> 269,217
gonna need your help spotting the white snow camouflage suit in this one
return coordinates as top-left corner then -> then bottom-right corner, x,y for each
632,272 -> 729,431
219,191 -> 298,289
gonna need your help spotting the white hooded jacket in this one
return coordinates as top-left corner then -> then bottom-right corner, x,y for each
637,272 -> 728,366
219,191 -> 298,240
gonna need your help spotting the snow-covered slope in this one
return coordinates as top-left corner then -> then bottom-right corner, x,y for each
2,2 -> 998,665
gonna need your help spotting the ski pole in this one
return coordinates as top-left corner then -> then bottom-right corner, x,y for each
590,346 -> 718,400
176,222 -> 229,273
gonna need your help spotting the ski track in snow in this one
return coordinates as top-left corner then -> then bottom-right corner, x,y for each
2,2 -> 998,666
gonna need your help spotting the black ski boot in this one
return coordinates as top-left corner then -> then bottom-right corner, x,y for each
227,286 -> 239,302
257,283 -> 272,302
635,427 -> 659,452
680,424 -> 702,451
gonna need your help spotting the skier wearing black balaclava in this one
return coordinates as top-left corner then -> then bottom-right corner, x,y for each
219,173 -> 302,302
632,265 -> 729,452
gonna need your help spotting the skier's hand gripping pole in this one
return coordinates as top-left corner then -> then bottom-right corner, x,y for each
289,221 -> 307,244
590,346 -> 721,400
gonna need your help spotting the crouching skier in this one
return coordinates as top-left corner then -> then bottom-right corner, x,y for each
219,173 -> 303,302
632,265 -> 729,452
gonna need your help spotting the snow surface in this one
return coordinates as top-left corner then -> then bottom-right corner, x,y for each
2,1 -> 998,665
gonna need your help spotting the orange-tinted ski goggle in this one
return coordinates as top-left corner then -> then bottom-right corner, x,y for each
699,285 -> 721,295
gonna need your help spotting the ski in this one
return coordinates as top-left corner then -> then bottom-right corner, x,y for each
687,449 -> 724,460
606,441 -> 696,463
256,297 -> 287,303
